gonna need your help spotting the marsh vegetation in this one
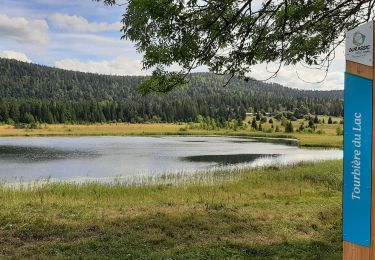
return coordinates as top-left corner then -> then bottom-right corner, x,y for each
0,160 -> 342,259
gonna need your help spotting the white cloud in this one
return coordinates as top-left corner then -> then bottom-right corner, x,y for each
0,14 -> 49,45
50,13 -> 122,33
248,46 -> 345,90
0,50 -> 32,62
54,33 -> 127,47
54,56 -> 146,76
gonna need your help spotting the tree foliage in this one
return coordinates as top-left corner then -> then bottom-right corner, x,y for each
96,0 -> 375,93
251,117 -> 258,129
0,58 -> 343,124
285,121 -> 294,133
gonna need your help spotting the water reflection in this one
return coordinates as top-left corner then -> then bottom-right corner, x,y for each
183,154 -> 279,165
0,136 -> 342,183
0,145 -> 96,162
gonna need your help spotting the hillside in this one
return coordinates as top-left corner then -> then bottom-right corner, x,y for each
0,58 -> 343,124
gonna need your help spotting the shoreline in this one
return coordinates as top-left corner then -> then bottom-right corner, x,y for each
0,123 -> 343,148
1,158 -> 343,188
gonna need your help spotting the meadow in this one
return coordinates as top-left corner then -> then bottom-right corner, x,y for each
0,115 -> 343,148
0,116 -> 343,258
0,160 -> 342,259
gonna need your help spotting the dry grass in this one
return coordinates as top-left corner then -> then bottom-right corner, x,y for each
0,116 -> 343,148
0,123 -> 184,137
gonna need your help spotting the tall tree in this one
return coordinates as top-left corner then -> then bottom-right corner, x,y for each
0,58 -> 343,124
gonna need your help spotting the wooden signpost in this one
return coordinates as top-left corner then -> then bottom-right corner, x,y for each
344,21 -> 375,259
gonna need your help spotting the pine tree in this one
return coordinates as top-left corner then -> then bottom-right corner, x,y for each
251,117 -> 258,130
285,121 -> 294,133
308,119 -> 315,129
23,113 -> 35,124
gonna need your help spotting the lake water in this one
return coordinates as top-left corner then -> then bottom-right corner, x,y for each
0,136 -> 342,183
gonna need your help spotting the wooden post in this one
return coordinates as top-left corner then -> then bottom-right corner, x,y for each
343,21 -> 375,260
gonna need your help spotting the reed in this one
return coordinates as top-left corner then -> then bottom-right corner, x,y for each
0,160 -> 342,259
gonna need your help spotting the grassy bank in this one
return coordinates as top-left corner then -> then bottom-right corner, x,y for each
0,122 -> 343,148
0,160 -> 342,259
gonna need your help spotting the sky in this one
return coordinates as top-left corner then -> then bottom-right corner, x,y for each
0,0 -> 345,90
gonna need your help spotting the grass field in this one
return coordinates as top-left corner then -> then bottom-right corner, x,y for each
0,116 -> 343,258
0,161 -> 342,260
0,160 -> 342,259
0,123 -> 184,137
0,116 -> 343,148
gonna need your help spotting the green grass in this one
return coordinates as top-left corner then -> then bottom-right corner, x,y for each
0,160 -> 343,259
179,129 -> 343,148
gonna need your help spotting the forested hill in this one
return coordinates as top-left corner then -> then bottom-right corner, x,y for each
0,58 -> 343,124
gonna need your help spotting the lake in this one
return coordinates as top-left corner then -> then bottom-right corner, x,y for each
0,136 -> 342,183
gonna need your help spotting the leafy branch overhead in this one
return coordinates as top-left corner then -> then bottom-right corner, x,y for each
96,0 -> 375,93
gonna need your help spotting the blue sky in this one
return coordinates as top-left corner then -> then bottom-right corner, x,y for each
0,0 -> 345,89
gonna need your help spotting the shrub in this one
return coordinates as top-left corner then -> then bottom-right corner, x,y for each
336,125 -> 343,136
14,122 -> 41,129
264,128 -> 273,133
285,121 -> 293,133
308,119 -> 316,131
299,123 -> 305,131
304,128 -> 315,134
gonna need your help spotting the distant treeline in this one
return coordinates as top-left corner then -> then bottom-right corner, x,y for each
0,58 -> 343,124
